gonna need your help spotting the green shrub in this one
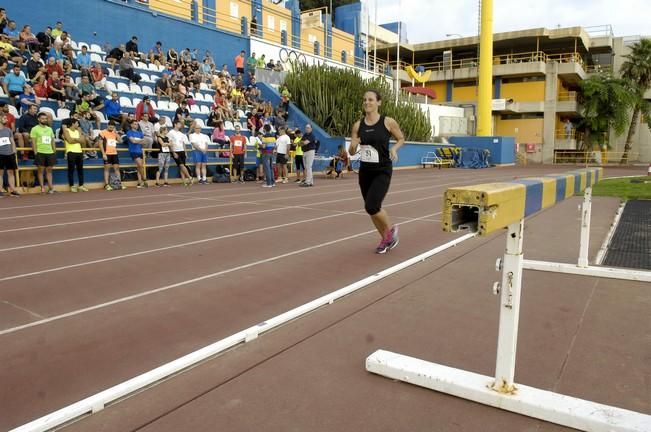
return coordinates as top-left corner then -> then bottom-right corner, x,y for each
283,62 -> 432,142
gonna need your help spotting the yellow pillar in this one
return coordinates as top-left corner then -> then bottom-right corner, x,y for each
477,0 -> 493,136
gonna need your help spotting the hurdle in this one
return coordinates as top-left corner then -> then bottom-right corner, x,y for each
366,167 -> 651,432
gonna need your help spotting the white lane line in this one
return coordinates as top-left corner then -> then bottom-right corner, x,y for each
0,196 -> 440,282
0,183 -> 445,253
1,300 -> 45,319
0,211 -> 443,336
7,226 -> 474,432
0,193 -> 189,211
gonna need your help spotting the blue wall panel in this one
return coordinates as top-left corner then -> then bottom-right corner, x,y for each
513,179 -> 543,216
448,136 -> 516,165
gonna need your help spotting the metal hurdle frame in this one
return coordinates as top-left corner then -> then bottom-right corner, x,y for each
366,185 -> 651,432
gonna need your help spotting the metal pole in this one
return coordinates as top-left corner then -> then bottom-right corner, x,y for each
578,187 -> 592,268
395,0 -> 401,104
492,219 -> 524,394
477,0 -> 494,136
365,0 -> 369,71
373,0 -> 378,73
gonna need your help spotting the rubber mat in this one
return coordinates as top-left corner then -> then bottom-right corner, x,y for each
602,200 -> 651,270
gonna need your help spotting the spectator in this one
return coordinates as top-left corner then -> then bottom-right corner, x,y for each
63,75 -> 80,104
275,126 -> 290,183
31,111 -> 57,194
292,129 -> 304,183
26,51 -> 46,82
4,20 -> 18,42
229,124 -> 247,182
138,112 -> 155,149
174,99 -> 192,126
35,26 -> 53,57
206,106 -> 223,128
299,123 -> 316,187
16,104 -> 39,155
250,16 -> 258,36
47,70 -> 66,108
0,112 -> 19,196
90,62 -> 106,90
33,75 -> 49,98
125,119 -> 148,188
211,120 -> 228,147
119,52 -> 141,84
18,83 -> 43,114
45,56 -> 64,76
103,92 -> 126,123
280,84 -> 291,111
234,50 -> 245,75
251,130 -> 264,181
220,63 -> 231,78
106,44 -> 124,70
149,40 -> 164,65
256,54 -> 266,69
125,35 -> 143,60
134,95 -> 157,122
273,61 -> 284,72
0,102 -> 23,156
180,48 -> 192,65
0,8 -> 8,35
167,120 -> 193,186
155,72 -> 173,99
54,31 -> 74,59
564,119 -> 573,138
326,144 -> 349,179
62,118 -> 88,192
260,123 -> 276,188
50,21 -> 64,39
3,64 -> 27,107
154,126 -> 171,187
266,58 -> 275,70
188,123 -> 210,184
247,52 -> 257,74
76,45 -> 92,71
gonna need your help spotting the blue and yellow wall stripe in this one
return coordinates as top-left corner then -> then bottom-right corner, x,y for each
442,167 -> 603,235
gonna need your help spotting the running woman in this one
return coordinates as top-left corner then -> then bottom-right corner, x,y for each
349,89 -> 405,254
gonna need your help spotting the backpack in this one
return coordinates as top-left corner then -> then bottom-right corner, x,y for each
109,172 -> 122,190
243,168 -> 256,182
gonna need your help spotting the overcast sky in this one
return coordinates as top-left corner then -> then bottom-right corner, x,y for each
370,0 -> 650,43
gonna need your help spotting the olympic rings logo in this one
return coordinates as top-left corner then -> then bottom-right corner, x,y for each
279,48 -> 307,64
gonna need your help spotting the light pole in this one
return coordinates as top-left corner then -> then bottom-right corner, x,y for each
394,0 -> 401,104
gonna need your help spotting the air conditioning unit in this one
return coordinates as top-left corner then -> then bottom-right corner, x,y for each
301,10 -> 323,29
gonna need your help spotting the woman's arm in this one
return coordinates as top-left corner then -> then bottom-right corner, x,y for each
385,117 -> 405,162
348,120 -> 361,155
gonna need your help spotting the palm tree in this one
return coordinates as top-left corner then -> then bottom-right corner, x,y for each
578,74 -> 633,151
619,38 -> 651,164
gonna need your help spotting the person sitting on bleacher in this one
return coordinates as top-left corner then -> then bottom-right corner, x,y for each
0,9 -> 9,36
90,61 -> 106,90
77,109 -> 98,158
76,92 -> 103,129
18,24 -> 40,50
63,75 -> 80,104
119,52 -> 141,84
149,41 -> 164,67
35,26 -> 53,57
3,20 -> 18,42
76,45 -> 91,71
206,106 -> 223,128
105,44 -> 124,71
174,99 -> 192,127
2,64 -> 26,107
53,31 -> 74,60
134,95 -> 157,122
18,84 -> 41,113
50,21 -> 64,40
32,75 -> 48,98
26,51 -> 46,83
138,112 -> 155,149
46,70 -> 66,109
211,120 -> 227,147
125,35 -> 144,61
103,91 -> 125,124
155,72 -> 173,100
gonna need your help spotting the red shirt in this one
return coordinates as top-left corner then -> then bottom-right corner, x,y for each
230,135 -> 246,155
4,112 -> 15,130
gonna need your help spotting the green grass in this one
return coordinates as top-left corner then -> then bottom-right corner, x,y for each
592,177 -> 651,200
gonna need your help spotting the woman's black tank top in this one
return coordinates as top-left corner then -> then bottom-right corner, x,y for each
358,115 -> 392,168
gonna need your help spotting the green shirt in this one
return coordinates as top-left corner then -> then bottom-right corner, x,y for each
30,125 -> 56,154
247,56 -> 257,69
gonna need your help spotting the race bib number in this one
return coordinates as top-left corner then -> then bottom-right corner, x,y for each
360,145 -> 379,163
107,139 -> 117,148
0,137 -> 10,147
234,140 -> 242,148
42,136 -> 52,145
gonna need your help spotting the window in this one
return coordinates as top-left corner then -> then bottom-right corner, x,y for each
229,2 -> 238,18
267,15 -> 275,31
502,76 -> 545,84
280,20 -> 287,33
501,113 -> 543,120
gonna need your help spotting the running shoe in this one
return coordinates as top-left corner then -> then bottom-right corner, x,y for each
121,185 -> 127,190
70,186 -> 78,193
47,189 -> 56,194
386,225 -> 399,251
294,178 -> 302,183
10,191 -> 20,197
105,184 -> 113,191
137,183 -> 144,189
375,237 -> 390,254
163,183 -> 170,187
79,185 -> 89,192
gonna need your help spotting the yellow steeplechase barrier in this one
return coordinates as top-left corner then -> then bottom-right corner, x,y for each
441,167 -> 603,236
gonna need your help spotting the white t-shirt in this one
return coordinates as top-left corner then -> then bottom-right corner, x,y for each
189,132 -> 210,152
275,134 -> 291,155
167,129 -> 189,152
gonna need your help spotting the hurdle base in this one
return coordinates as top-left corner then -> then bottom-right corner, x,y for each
366,350 -> 651,432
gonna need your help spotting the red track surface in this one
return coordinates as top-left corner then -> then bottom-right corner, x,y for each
0,166 -> 648,431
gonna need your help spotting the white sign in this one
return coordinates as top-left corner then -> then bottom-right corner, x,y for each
492,99 -> 506,110
229,2 -> 238,18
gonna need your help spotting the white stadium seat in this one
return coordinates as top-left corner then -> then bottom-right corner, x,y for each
117,82 -> 130,93
156,100 -> 169,111
120,96 -> 133,108
105,81 -> 117,93
56,108 -> 70,120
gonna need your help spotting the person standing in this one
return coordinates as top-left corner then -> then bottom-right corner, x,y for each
564,119 -> 573,139
275,126 -> 290,183
154,126 -> 171,187
62,118 -> 88,192
98,120 -> 127,190
229,124 -> 247,183
31,111 -> 57,194
188,123 -> 210,184
126,120 -> 148,188
349,89 -> 405,254
167,120 -> 193,186
260,124 -> 276,188
0,113 -> 19,196
292,129 -> 304,183
299,124 -> 317,187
